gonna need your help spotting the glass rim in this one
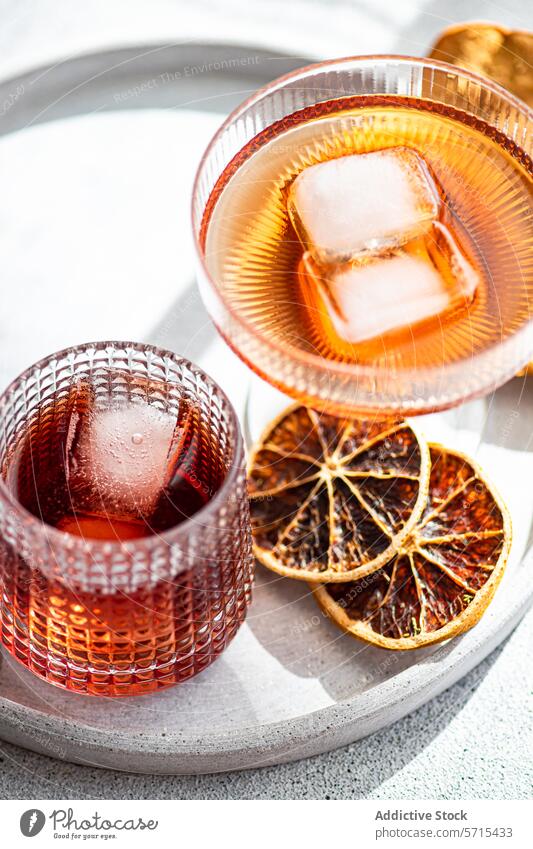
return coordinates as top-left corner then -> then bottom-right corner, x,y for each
191,54 -> 533,395
0,339 -> 245,553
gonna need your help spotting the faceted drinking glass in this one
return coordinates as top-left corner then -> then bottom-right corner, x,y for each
0,341 -> 253,696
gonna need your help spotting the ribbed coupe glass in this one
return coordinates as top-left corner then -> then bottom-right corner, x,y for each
0,342 -> 252,696
193,56 -> 533,417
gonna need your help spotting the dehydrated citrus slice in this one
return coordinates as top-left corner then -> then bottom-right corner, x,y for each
429,22 -> 533,107
313,444 -> 512,649
247,403 -> 430,582
428,24 -> 533,378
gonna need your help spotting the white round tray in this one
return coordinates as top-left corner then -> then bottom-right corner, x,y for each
0,42 -> 532,774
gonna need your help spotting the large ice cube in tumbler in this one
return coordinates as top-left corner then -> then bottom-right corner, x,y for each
66,387 -> 189,521
288,147 -> 440,263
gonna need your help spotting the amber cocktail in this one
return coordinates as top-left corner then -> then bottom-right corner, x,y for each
193,57 -> 533,417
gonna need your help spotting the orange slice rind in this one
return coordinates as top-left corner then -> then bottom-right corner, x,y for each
312,444 -> 512,649
429,21 -> 533,108
248,403 -> 431,582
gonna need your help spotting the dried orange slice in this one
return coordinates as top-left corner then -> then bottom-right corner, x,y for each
429,22 -> 533,107
429,23 -> 533,378
313,444 -> 512,649
247,404 -> 430,582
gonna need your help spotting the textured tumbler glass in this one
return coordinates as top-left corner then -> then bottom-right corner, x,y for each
193,56 -> 533,416
0,342 -> 253,696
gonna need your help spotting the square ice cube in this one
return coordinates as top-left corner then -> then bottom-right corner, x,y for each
425,221 -> 479,303
288,147 -> 440,263
300,222 -> 478,345
66,384 -> 191,521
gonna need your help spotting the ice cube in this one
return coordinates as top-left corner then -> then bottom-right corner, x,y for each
288,147 -> 440,263
299,222 -> 479,345
425,221 -> 479,303
66,391 -> 190,522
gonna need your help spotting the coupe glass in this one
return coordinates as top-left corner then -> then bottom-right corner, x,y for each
192,56 -> 533,418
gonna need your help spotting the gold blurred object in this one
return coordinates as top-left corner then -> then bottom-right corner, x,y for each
429,22 -> 533,377
429,22 -> 533,107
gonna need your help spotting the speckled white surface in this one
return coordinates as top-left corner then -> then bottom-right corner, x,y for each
0,0 -> 532,800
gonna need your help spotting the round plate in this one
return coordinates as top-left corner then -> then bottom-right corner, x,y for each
0,43 -> 532,775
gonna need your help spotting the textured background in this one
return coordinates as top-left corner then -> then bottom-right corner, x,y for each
0,0 -> 532,800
